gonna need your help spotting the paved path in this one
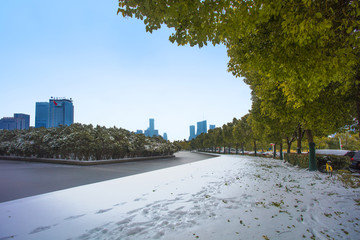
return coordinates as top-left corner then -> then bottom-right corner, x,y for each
0,151 -> 215,203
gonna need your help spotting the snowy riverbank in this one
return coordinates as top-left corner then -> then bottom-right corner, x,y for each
1,154 -> 359,239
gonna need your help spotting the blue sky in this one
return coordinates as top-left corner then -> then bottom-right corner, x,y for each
0,0 -> 251,141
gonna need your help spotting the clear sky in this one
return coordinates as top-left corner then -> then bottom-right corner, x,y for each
0,0 -> 251,141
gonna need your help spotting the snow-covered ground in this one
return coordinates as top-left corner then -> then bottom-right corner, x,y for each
1,153 -> 359,240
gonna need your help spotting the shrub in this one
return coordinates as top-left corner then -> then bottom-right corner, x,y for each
285,153 -> 350,170
0,124 -> 178,160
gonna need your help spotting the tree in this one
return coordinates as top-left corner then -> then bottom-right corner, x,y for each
222,120 -> 235,154
118,0 -> 359,120
233,114 -> 253,155
206,129 -> 216,152
213,127 -> 224,153
118,0 -> 359,170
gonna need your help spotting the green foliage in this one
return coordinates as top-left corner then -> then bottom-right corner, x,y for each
316,154 -> 351,171
118,0 -> 360,156
285,153 -> 350,170
233,114 -> 253,153
285,153 -> 314,169
315,133 -> 360,150
173,140 -> 191,151
0,124 -> 179,160
118,0 -> 360,138
337,170 -> 360,188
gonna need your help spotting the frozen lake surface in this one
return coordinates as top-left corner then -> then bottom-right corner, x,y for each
0,154 -> 359,239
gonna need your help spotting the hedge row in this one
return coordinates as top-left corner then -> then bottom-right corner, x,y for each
284,153 -> 350,170
0,124 -> 179,160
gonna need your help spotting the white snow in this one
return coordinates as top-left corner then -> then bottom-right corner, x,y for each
1,153 -> 360,240
316,149 -> 351,156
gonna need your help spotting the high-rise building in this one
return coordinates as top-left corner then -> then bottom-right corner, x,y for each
189,125 -> 196,141
209,124 -> 216,130
14,114 -> 30,130
144,118 -> 159,137
35,98 -> 74,128
0,118 -> 17,130
35,102 -> 49,128
196,120 -> 207,136
149,119 -> 154,132
0,113 -> 30,130
48,98 -> 74,128
163,133 -> 168,141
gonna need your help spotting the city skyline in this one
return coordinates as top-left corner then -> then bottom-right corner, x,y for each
189,121 -> 215,141
0,0 -> 251,141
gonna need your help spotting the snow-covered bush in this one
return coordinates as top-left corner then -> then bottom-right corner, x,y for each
0,124 -> 179,160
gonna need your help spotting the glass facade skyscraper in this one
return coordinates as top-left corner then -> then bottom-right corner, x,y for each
189,121 -> 214,140
144,118 -> 159,137
189,125 -> 196,141
0,118 -> 17,130
138,118 -> 167,138
35,102 -> 49,128
35,98 -> 74,128
196,120 -> 207,136
48,98 -> 74,128
13,114 -> 30,130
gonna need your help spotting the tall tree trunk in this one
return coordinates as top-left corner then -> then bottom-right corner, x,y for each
356,96 -> 360,138
286,137 -> 292,153
254,140 -> 257,156
241,143 -> 245,155
273,143 -> 276,158
279,142 -> 283,160
236,143 -> 239,154
297,125 -> 302,154
306,129 -> 317,171
355,76 -> 360,137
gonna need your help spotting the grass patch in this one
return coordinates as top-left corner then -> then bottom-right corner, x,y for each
271,200 -> 284,208
337,171 -> 360,188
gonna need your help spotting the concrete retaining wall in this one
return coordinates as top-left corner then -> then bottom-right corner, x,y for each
0,155 -> 175,166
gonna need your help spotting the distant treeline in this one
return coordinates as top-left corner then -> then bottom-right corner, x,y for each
0,123 -> 179,160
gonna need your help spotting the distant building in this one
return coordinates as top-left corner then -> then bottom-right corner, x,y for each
0,113 -> 30,130
135,130 -> 143,134
0,118 -> 17,130
189,121 -> 212,140
35,97 -> 74,128
144,118 -> 159,137
49,98 -> 74,128
163,133 -> 168,141
14,113 -> 30,130
196,120 -> 207,136
35,102 -> 49,128
189,125 -> 196,141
